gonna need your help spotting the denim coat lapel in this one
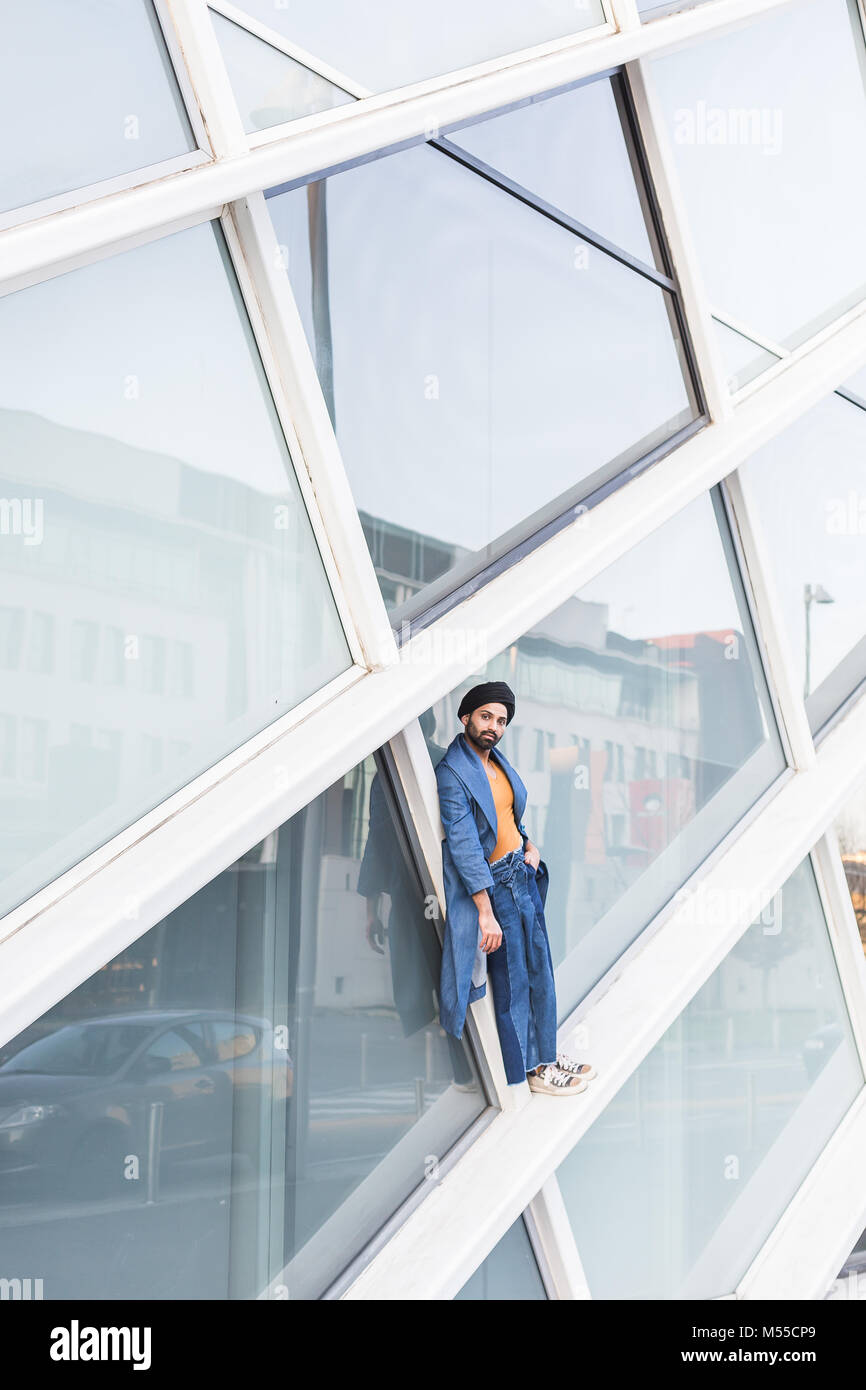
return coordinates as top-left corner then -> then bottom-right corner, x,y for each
444,733 -> 498,837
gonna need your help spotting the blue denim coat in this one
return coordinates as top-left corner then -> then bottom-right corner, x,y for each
436,732 -> 549,1038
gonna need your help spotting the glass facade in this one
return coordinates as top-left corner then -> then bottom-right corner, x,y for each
426,489 -> 784,1017
739,385 -> 866,729
0,750 -> 484,1299
224,0 -> 606,93
651,0 -> 866,355
557,857 -> 864,1298
0,219 -> 351,919
269,76 -> 699,622
3,0 -> 866,1306
0,0 -> 196,219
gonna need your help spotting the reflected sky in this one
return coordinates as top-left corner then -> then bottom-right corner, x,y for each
231,0 -> 605,91
449,78 -> 658,267
270,98 -> 695,615
0,0 -> 194,216
651,0 -> 866,348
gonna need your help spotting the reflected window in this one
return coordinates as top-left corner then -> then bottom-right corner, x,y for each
557,857 -> 864,1298
651,0 -> 866,357
0,749 -> 484,1299
0,219 -> 351,920
455,1216 -> 547,1300
225,0 -> 605,94
739,383 -> 866,730
0,0 -> 196,220
269,74 -> 699,624
426,489 -> 784,1018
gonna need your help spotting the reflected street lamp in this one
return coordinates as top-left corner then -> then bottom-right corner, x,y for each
804,583 -> 835,698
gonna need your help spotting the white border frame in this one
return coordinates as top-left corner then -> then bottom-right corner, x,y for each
3,0 -> 866,1304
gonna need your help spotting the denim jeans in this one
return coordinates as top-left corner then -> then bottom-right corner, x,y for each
486,848 -> 558,1085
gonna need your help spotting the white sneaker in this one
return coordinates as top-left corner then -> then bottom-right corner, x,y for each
556,1053 -> 597,1082
527,1064 -> 587,1096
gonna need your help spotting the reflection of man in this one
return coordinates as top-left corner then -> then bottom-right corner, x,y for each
356,721 -> 473,1085
435,682 -> 596,1095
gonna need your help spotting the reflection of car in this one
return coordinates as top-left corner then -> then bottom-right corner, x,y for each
0,1010 -> 292,1198
802,1022 -> 844,1081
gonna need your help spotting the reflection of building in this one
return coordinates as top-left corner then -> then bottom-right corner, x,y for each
0,408 -> 309,907
442,593 -> 765,968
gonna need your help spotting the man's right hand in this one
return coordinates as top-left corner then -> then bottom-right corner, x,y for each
478,907 -> 502,954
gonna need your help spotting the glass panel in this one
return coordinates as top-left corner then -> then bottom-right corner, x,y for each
455,1217 -> 547,1299
231,0 -> 606,93
0,751 -> 484,1299
651,0 -> 866,349
557,857 -> 863,1299
211,10 -> 353,134
0,0 -> 196,218
0,220 -> 351,919
448,78 -> 660,268
712,319 -> 780,394
739,391 -> 866,729
270,140 -> 696,622
425,490 -> 784,1019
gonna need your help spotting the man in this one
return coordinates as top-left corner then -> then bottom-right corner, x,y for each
435,680 -> 596,1095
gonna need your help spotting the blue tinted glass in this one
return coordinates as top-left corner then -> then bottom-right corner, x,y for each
456,1217 -> 547,1299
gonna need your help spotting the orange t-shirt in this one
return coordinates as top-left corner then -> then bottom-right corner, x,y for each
484,759 -> 523,863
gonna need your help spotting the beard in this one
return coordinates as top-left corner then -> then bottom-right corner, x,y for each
466,720 -> 499,751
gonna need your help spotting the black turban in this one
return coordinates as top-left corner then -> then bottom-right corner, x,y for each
457,681 -> 516,725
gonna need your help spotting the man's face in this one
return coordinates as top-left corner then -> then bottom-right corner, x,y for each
462,703 -> 509,752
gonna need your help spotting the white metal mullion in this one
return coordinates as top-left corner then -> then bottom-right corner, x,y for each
208,0 -> 371,98
0,203 -> 224,300
525,1176 -> 593,1299
604,0 -> 642,29
723,470 -> 816,771
626,57 -> 732,423
711,308 -> 790,361
386,724 -> 521,1112
0,0 -> 802,292
162,0 -> 249,157
224,192 -> 397,672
